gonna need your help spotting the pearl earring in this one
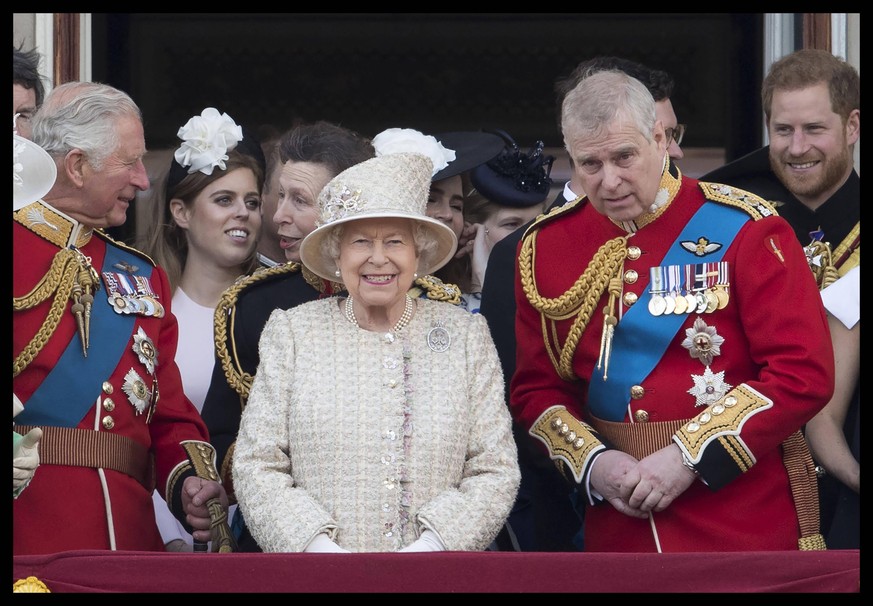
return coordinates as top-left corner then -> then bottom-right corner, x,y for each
335,269 -> 341,278
413,272 -> 419,280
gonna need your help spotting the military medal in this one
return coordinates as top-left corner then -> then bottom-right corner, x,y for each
713,284 -> 730,309
648,295 -> 666,316
713,262 -> 731,309
704,290 -> 719,313
102,270 -> 165,317
673,291 -> 688,314
647,267 -> 667,316
666,265 -> 685,314
133,275 -> 165,318
112,295 -> 128,312
682,293 -> 694,314
680,266 -> 694,314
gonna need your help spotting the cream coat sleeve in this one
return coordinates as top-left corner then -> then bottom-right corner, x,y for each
232,309 -> 338,552
413,312 -> 521,550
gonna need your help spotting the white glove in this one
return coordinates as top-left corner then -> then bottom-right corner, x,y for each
398,530 -> 445,552
304,532 -> 350,553
13,426 -> 42,497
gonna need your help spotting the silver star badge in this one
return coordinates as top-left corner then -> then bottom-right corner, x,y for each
687,366 -> 732,408
681,317 -> 725,366
122,368 -> 151,415
132,326 -> 158,375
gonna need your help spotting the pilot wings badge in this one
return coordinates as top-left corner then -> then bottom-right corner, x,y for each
681,237 -> 722,257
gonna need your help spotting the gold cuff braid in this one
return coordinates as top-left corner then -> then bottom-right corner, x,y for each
530,405 -> 604,484
673,383 -> 772,470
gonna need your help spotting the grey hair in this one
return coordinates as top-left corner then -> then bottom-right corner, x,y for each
561,70 -> 656,152
322,221 -> 438,275
31,81 -> 142,171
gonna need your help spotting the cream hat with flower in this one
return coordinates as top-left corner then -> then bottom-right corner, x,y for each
300,128 -> 458,282
13,131 -> 57,211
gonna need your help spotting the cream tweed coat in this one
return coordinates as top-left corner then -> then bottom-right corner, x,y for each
233,297 -> 520,552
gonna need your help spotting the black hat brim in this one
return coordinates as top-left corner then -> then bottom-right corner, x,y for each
431,131 -> 505,182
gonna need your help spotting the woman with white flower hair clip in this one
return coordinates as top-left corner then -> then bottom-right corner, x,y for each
140,107 -> 266,551
233,128 -> 520,553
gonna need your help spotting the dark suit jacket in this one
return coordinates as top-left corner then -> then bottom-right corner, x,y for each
702,146 -> 860,249
202,266 -> 325,484
478,187 -> 581,551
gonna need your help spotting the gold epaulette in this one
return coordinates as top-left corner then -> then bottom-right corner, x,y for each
409,274 -> 462,305
213,262 -> 303,399
698,182 -> 779,221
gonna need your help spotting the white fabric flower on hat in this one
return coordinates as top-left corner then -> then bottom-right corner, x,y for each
372,128 -> 456,177
173,107 -> 244,175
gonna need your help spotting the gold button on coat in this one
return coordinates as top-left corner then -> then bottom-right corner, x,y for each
102,381 -> 114,394
624,269 -> 639,284
102,416 -> 115,430
103,398 -> 115,412
630,385 -> 645,399
626,246 -> 641,260
623,291 -> 638,306
634,409 -> 650,423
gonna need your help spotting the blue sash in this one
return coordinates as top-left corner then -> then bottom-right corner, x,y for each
16,245 -> 149,427
587,202 -> 748,421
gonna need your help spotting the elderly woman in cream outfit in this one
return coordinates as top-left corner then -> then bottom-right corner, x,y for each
233,129 -> 520,553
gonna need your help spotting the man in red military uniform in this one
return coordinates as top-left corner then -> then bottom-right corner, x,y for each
511,70 -> 834,552
13,81 -> 229,555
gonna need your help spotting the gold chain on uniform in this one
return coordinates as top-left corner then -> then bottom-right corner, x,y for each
518,233 -> 628,381
212,262 -> 346,400
518,155 -> 684,380
13,247 -> 99,376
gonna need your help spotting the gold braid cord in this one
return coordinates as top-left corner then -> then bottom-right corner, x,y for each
832,221 -> 859,277
180,440 -> 237,553
213,263 -> 302,400
13,248 -> 97,377
805,240 -> 841,291
518,231 -> 628,380
782,430 -> 827,550
411,274 -> 462,305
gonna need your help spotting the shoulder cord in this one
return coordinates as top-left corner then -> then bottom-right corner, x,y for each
212,264 -> 299,399
13,248 -> 91,377
518,230 -> 627,380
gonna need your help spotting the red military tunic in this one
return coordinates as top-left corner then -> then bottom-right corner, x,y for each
13,201 -> 212,555
511,164 -> 834,552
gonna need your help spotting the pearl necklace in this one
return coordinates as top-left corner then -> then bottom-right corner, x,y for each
345,295 -> 414,333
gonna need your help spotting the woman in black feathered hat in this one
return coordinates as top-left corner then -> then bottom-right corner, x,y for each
463,131 -> 554,301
